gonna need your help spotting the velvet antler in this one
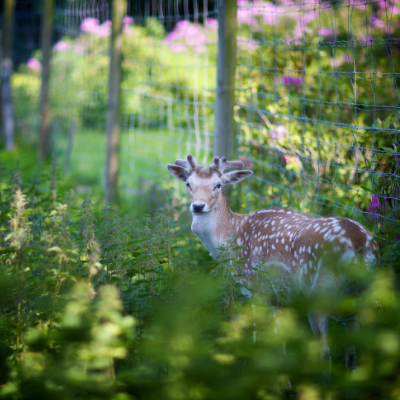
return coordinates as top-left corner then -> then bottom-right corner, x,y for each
174,154 -> 199,170
212,156 -> 244,171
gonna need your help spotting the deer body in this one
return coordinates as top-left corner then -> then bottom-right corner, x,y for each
191,190 -> 375,290
167,154 -> 377,368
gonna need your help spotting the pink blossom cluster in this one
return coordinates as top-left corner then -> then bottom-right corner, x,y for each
376,0 -> 400,15
318,27 -> 337,38
54,40 -> 70,52
164,20 -> 210,53
205,18 -> 218,30
270,125 -> 288,142
280,75 -> 303,89
53,40 -> 86,54
27,58 -> 42,72
371,14 -> 387,29
123,15 -> 134,35
237,0 -> 279,30
367,195 -> 384,221
80,18 -> 111,37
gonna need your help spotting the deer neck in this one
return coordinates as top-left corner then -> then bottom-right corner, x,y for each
191,191 -> 242,258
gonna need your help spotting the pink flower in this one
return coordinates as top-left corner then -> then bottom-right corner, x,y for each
237,0 -> 280,28
27,58 -> 42,72
261,3 -> 279,25
237,8 -> 258,27
371,14 -> 386,28
54,41 -> 70,52
247,162 -> 254,169
367,196 -> 385,221
95,20 -> 111,37
205,18 -> 218,30
164,20 -> 209,53
318,27 -> 334,37
80,18 -> 110,37
176,20 -> 192,30
123,16 -> 134,25
80,17 -> 100,33
392,6 -> 400,14
270,125 -> 287,141
281,76 -> 302,89
165,31 -> 178,42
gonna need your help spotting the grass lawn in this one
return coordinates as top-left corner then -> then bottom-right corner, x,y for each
0,127 -> 212,214
55,127 -> 213,193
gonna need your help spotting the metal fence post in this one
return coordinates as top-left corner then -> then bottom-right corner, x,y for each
214,0 -> 237,160
39,0 -> 54,160
1,0 -> 16,150
105,0 -> 126,204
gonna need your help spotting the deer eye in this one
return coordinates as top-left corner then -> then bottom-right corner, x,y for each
186,182 -> 191,189
215,183 -> 222,189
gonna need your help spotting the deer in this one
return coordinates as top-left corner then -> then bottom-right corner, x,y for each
166,154 -> 378,370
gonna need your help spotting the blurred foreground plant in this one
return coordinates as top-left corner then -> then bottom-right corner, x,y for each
0,169 -> 400,399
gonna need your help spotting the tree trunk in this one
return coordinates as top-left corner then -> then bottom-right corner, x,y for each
105,0 -> 126,204
1,0 -> 16,150
39,0 -> 54,160
214,0 -> 237,161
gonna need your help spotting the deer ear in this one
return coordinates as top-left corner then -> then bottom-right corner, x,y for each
166,164 -> 188,182
222,170 -> 253,185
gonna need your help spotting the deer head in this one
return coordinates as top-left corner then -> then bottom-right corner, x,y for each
167,154 -> 253,213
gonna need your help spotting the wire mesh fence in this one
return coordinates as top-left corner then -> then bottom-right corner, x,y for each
3,0 -> 400,239
235,0 -> 400,241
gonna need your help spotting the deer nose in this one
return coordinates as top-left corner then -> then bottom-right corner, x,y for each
192,203 -> 205,213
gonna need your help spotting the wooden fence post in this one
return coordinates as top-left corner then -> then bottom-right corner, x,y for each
105,0 -> 126,204
1,0 -> 16,150
39,0 -> 54,160
214,0 -> 237,161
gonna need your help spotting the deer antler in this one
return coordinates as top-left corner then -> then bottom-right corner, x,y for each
175,154 -> 199,171
212,156 -> 244,172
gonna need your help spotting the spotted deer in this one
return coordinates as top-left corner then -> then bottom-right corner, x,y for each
167,154 -> 378,369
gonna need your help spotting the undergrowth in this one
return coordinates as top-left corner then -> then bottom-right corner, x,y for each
0,167 -> 400,399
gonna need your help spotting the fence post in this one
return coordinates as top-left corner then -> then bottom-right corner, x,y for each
214,0 -> 237,161
39,0 -> 54,160
105,0 -> 126,204
1,0 -> 16,150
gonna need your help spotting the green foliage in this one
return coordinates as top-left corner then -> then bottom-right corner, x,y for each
145,18 -> 166,39
0,169 -> 399,399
